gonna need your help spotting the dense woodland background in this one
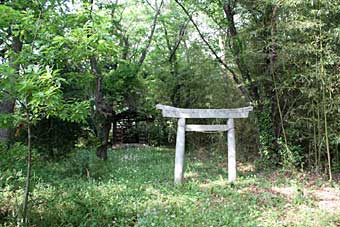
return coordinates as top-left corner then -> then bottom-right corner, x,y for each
0,0 -> 339,226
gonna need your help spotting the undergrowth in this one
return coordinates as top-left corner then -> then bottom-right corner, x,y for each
0,144 -> 339,226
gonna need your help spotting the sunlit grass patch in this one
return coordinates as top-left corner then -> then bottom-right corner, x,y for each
0,146 -> 339,226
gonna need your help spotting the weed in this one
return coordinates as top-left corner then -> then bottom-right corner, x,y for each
0,146 -> 339,226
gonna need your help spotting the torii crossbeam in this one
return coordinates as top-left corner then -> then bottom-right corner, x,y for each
156,104 -> 253,184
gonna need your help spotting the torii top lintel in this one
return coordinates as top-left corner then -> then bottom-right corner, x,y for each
156,104 -> 253,119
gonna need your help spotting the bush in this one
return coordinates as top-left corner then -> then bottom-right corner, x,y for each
23,117 -> 83,159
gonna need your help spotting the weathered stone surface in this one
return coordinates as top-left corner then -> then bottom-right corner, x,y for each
174,118 -> 185,184
227,119 -> 236,182
156,104 -> 253,119
156,104 -> 253,184
185,124 -> 229,132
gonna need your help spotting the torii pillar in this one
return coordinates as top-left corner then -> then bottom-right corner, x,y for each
156,104 -> 253,184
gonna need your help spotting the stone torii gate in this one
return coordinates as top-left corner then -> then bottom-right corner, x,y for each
156,104 -> 253,184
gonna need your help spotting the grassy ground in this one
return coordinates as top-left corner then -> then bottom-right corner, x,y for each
1,145 -> 339,226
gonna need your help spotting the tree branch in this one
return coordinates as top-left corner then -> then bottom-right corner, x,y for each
174,0 -> 251,100
223,1 -> 259,102
138,0 -> 164,66
169,19 -> 190,62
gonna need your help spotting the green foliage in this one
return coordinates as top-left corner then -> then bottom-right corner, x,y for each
0,65 -> 89,127
0,0 -> 338,177
66,149 -> 92,177
0,113 -> 18,129
0,142 -> 28,171
197,0 -> 340,170
279,143 -> 305,170
256,104 -> 277,164
0,5 -> 20,28
29,118 -> 83,158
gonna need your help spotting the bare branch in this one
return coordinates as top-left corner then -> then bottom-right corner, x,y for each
175,0 -> 225,67
169,19 -> 190,62
138,0 -> 164,65
145,0 -> 155,11
174,0 -> 251,100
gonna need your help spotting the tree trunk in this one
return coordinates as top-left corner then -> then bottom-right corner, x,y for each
0,100 -> 15,141
223,1 -> 260,103
91,57 -> 112,160
268,4 -> 288,154
0,36 -> 22,142
95,113 -> 111,160
23,111 -> 32,225
112,117 -> 117,145
170,54 -> 181,107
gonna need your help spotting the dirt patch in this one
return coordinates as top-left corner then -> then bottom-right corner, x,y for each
217,162 -> 255,173
112,143 -> 150,149
312,187 -> 340,212
270,186 -> 296,201
249,186 -> 298,201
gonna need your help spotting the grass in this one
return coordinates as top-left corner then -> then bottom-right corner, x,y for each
0,144 -> 339,226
